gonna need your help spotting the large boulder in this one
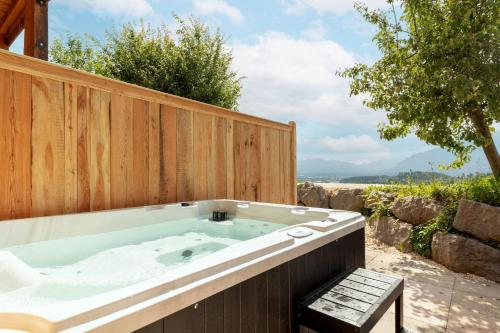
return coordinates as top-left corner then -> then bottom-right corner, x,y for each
329,188 -> 365,212
432,232 -> 500,283
364,190 -> 395,210
369,216 -> 412,252
297,182 -> 329,208
453,199 -> 500,243
391,196 -> 443,225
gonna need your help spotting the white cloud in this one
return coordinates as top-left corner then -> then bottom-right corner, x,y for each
231,31 -> 384,126
280,0 -> 389,16
302,20 -> 327,40
193,0 -> 244,24
58,0 -> 152,18
320,135 -> 389,154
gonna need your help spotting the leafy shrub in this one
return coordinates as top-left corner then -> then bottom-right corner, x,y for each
465,176 -> 500,206
410,203 -> 457,258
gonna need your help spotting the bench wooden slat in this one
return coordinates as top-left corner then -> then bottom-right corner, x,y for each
352,268 -> 397,284
346,274 -> 392,290
328,284 -> 379,304
338,279 -> 386,297
307,297 -> 363,323
321,291 -> 372,312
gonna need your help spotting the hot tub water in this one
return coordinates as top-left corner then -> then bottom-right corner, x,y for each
0,216 -> 284,311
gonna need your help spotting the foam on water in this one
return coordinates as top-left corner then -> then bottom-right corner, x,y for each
0,217 -> 284,311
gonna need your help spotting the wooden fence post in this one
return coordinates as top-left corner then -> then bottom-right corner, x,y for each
289,121 -> 297,205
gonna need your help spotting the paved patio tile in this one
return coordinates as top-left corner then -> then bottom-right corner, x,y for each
371,307 -> 446,333
453,275 -> 500,299
366,250 -> 456,290
386,279 -> 452,328
365,248 -> 383,264
446,291 -> 500,333
364,236 -> 500,333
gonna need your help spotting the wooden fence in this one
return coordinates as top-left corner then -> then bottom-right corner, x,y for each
0,50 -> 296,221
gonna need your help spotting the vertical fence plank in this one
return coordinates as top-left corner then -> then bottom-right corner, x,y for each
76,86 -> 90,212
280,130 -> 292,205
148,102 -> 161,204
269,129 -> 281,203
289,121 -> 297,204
176,109 -> 194,202
225,119 -> 234,200
64,82 -> 78,213
193,113 -> 211,200
32,76 -> 65,216
110,94 -> 133,209
0,70 -> 12,220
90,89 -> 111,210
260,127 -> 271,202
208,116 -> 217,199
233,121 -> 244,200
0,70 -> 32,220
129,99 -> 149,207
160,105 -> 177,203
214,117 -> 227,199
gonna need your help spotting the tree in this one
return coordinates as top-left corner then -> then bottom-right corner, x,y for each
50,17 -> 241,110
339,0 -> 500,177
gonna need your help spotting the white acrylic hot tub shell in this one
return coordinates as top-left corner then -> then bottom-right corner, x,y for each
0,200 -> 365,333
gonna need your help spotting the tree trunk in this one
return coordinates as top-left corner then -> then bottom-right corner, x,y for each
470,109 -> 500,178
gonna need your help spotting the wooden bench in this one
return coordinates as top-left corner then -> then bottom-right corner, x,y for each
297,268 -> 404,333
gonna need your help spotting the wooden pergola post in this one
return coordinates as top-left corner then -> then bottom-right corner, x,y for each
0,0 -> 48,60
23,0 -> 48,60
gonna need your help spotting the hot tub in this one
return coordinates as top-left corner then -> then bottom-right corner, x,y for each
0,200 -> 365,333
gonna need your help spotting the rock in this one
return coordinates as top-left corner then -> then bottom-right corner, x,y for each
453,199 -> 500,243
369,216 -> 413,252
391,196 -> 443,225
297,182 -> 329,208
364,190 -> 395,209
432,232 -> 500,283
329,188 -> 365,212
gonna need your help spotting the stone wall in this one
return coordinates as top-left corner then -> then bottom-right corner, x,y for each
297,182 -> 500,283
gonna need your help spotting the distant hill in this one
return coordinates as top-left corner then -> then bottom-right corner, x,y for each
298,146 -> 493,179
340,171 -> 453,184
384,147 -> 491,176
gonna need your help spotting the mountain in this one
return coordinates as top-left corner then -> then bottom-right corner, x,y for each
298,147 -> 492,178
385,148 -> 491,176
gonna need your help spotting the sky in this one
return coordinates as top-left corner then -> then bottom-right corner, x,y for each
10,0 -> 436,167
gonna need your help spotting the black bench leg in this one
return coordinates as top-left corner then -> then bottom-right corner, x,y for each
395,294 -> 403,332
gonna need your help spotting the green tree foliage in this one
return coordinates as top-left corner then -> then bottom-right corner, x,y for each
339,0 -> 500,177
50,17 -> 241,110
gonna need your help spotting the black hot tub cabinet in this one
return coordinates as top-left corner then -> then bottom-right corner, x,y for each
137,229 -> 365,333
0,200 -> 364,332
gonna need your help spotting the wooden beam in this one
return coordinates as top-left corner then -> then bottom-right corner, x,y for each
0,0 -> 26,48
2,10 -> 24,48
24,0 -> 47,60
0,0 -> 25,34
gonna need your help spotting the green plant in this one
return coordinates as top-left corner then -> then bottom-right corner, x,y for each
371,202 -> 392,219
339,0 -> 500,176
50,16 -> 241,110
465,176 -> 500,206
410,203 -> 458,258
